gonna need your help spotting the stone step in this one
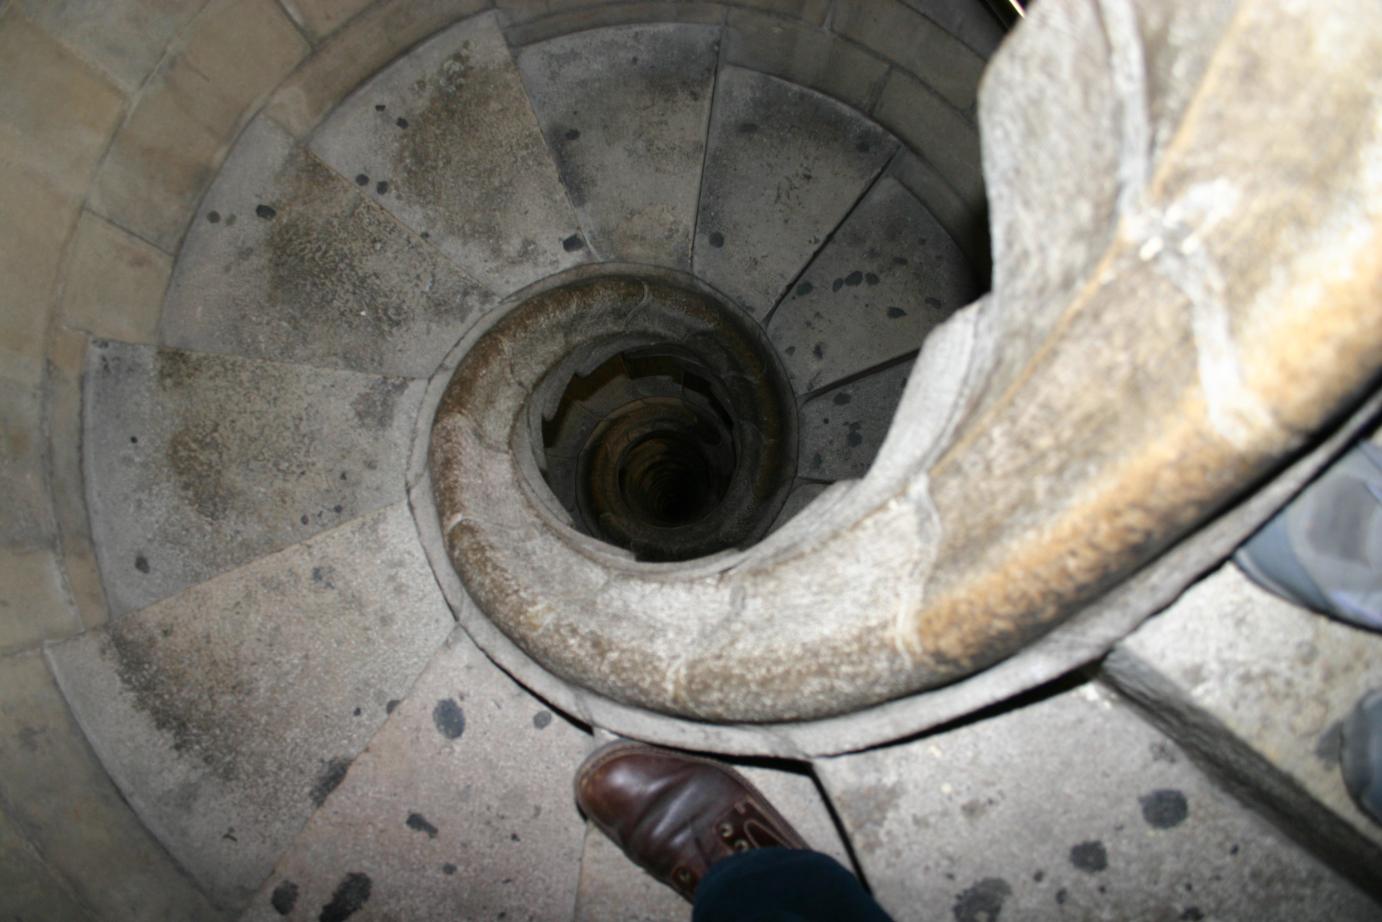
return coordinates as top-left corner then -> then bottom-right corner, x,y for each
310,11 -> 589,297
239,627 -> 591,922
0,648 -> 226,921
162,114 -> 496,379
816,678 -> 1380,921
799,359 -> 913,482
84,341 -> 423,616
693,66 -> 897,319
1103,562 -> 1382,899
45,504 -> 453,909
765,175 -> 979,394
516,23 -> 720,272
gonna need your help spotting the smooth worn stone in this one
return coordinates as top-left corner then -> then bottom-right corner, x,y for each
88,0 -> 308,251
0,170 -> 72,387
766,175 -> 978,393
0,547 -> 78,653
887,152 -> 990,283
60,209 -> 170,344
240,629 -> 590,922
500,1 -> 725,46
516,23 -> 719,270
694,67 -> 896,318
871,68 -> 983,208
163,116 -> 495,378
832,0 -> 988,110
45,504 -> 453,910
311,12 -> 587,295
723,9 -> 889,115
83,341 -> 423,615
817,681 -> 1382,922
0,806 -> 96,922
798,360 -> 913,481
0,377 -> 54,547
0,649 -> 228,921
16,0 -> 205,93
278,0 -> 372,41
1105,564 -> 1382,887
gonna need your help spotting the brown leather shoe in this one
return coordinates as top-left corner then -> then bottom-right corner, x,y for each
574,741 -> 809,901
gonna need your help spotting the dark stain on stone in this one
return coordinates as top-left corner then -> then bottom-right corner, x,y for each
270,880 -> 299,915
708,232 -> 725,248
442,863 -> 457,875
832,392 -> 852,405
1150,740 -> 1179,764
1181,909 -> 1204,921
832,278 -> 844,292
1033,870 -> 1045,882
952,877 -> 1011,922
845,271 -> 863,287
351,377 -> 409,429
564,128 -> 580,141
856,141 -> 870,153
1070,840 -> 1107,872
784,346 -> 795,356
386,698 -> 400,714
396,117 -> 409,129
1055,888 -> 1068,905
311,756 -> 352,806
433,698 -> 465,739
925,296 -> 943,308
134,554 -> 151,573
887,307 -> 907,319
532,710 -> 553,729
311,565 -> 335,589
319,871 -> 371,922
811,452 -> 823,470
1139,789 -> 1188,829
562,234 -> 585,252
865,272 -> 880,285
1314,720 -> 1343,765
737,121 -> 758,134
375,103 -> 386,112
355,173 -> 369,186
375,180 -> 389,195
406,812 -> 439,838
207,210 -> 221,224
300,514 -> 310,525
812,343 -> 824,359
795,281 -> 813,297
846,429 -> 864,448
255,204 -> 277,220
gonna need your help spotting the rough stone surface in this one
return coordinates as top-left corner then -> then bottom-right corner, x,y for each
0,807 -> 95,922
0,547 -> 77,653
516,23 -> 719,270
311,12 -> 588,295
241,628 -> 590,922
88,0 -> 308,251
833,0 -> 988,111
0,649 -> 228,921
724,9 -> 889,113
84,341 -> 424,615
798,360 -> 913,481
1105,564 -> 1382,892
694,67 -> 896,317
45,504 -> 453,909
163,116 -> 495,378
817,680 -> 1382,921
765,175 -> 977,393
59,209 -> 170,344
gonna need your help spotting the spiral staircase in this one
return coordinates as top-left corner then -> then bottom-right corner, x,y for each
2,0 -> 1381,920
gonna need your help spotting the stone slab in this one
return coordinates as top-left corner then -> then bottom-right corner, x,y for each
724,10 -> 889,113
310,12 -> 588,296
871,68 -> 983,209
0,546 -> 78,654
693,67 -> 896,318
798,359 -> 912,481
516,23 -> 719,271
1104,563 -> 1382,893
60,209 -> 170,345
765,176 -> 977,393
84,341 -> 424,615
501,1 -> 725,47
163,115 -> 496,378
887,152 -> 990,284
769,480 -> 830,532
0,648 -> 228,921
279,0 -> 372,41
833,0 -> 987,111
0,806 -> 96,922
0,376 -> 54,547
45,503 -> 453,909
817,680 -> 1381,922
240,628 -> 591,922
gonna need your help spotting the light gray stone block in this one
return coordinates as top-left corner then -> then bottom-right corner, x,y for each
817,680 -> 1381,921
311,12 -> 588,296
1105,563 -> 1382,895
765,176 -> 977,393
799,360 -> 913,481
163,116 -> 496,379
517,24 -> 719,271
46,504 -> 453,909
694,67 -> 896,318
84,341 -> 423,615
241,628 -> 590,922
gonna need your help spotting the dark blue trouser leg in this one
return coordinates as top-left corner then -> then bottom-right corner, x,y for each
691,849 -> 894,922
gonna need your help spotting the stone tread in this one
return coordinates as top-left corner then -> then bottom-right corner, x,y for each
310,12 -> 589,296
45,504 -> 453,909
84,341 -> 424,616
240,628 -> 591,922
516,23 -> 720,271
693,66 -> 897,318
162,115 -> 497,380
798,359 -> 913,481
816,679 -> 1381,922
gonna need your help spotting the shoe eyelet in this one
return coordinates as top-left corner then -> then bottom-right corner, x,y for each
733,840 -> 749,852
718,822 -> 734,839
675,868 -> 692,884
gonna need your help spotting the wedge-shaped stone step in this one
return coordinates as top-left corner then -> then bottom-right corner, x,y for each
0,650 -> 227,921
695,67 -> 897,318
46,504 -> 452,909
1104,563 -> 1382,898
516,24 -> 719,271
799,359 -> 913,481
311,12 -> 588,295
85,341 -> 423,615
816,680 -> 1380,921
241,628 -> 590,922
162,116 -> 495,379
766,176 -> 978,393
